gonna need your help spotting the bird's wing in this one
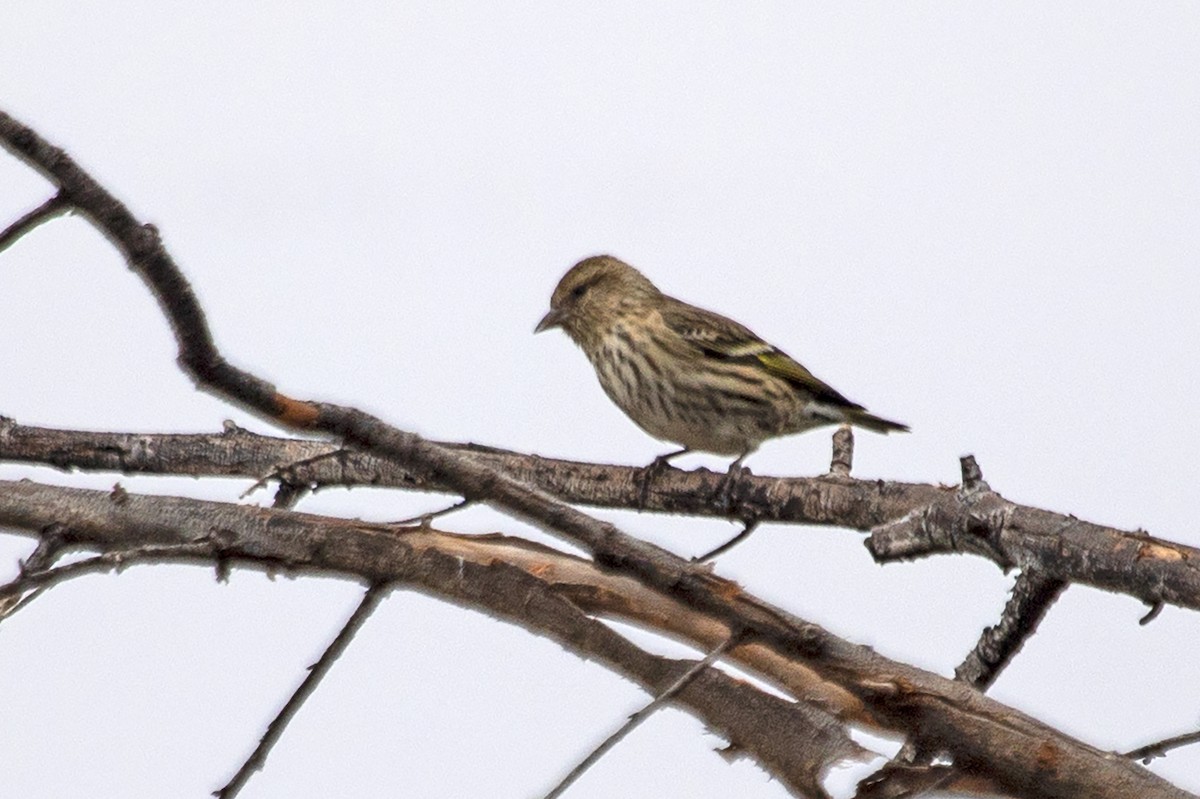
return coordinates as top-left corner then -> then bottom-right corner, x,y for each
659,299 -> 862,409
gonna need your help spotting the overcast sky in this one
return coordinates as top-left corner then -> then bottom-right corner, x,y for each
2,3 -> 1199,797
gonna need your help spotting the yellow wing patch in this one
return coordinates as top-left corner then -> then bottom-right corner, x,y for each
755,350 -> 859,407
755,350 -> 819,384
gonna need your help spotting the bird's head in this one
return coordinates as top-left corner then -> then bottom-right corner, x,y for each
536,255 -> 660,344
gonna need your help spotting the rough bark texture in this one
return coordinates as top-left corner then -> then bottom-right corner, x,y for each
3,107 -> 1198,799
0,479 -> 1193,799
955,569 -> 1067,690
2,421 -> 1195,616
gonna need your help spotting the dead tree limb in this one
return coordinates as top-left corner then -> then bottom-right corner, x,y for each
0,478 -> 1191,799
0,480 -> 865,798
3,107 -> 1197,798
2,421 -> 1196,617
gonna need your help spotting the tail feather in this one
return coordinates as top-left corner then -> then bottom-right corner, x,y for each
845,408 -> 909,434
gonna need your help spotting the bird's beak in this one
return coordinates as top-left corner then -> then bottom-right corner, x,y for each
535,308 -> 565,333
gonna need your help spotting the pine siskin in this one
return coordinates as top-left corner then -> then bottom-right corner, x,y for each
536,255 -> 907,477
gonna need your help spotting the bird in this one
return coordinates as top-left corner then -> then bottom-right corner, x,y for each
535,255 -> 907,493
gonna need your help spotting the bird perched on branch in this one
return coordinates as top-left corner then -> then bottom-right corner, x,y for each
535,255 -> 907,494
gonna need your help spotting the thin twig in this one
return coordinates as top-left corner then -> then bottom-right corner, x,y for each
0,527 -> 68,618
1139,601 -> 1165,625
240,448 -> 347,499
20,527 -> 69,573
0,586 -> 48,619
1124,728 -> 1200,764
214,582 -> 394,799
693,519 -> 760,563
0,191 -> 70,254
542,635 -> 738,799
1,542 -> 218,602
392,498 -> 473,527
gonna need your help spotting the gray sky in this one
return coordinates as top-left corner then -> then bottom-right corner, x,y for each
2,3 -> 1199,797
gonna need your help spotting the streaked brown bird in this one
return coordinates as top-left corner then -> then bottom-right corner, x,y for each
536,255 -> 907,483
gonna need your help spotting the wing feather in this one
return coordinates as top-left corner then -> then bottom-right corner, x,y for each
659,299 -> 861,409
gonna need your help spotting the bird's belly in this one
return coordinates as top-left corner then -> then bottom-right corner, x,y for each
591,344 -> 790,455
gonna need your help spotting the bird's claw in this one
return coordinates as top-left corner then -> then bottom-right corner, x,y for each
635,448 -> 690,510
713,462 -> 748,512
636,454 -> 674,509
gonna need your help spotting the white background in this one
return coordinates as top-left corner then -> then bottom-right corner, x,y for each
2,3 -> 1198,797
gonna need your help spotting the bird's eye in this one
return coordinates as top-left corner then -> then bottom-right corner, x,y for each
571,283 -> 590,299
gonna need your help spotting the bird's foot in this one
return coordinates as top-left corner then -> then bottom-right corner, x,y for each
636,448 -> 689,509
713,460 -> 749,512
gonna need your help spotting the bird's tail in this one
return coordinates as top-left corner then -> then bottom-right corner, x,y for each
845,408 -> 909,434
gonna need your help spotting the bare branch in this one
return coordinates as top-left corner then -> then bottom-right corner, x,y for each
240,447 -> 349,500
3,108 -> 1196,799
0,540 -> 223,621
1,111 -> 940,783
5,422 -> 1200,619
0,418 -> 942,523
215,583 -> 394,799
693,519 -> 760,563
542,635 -> 739,799
0,524 -> 68,618
0,478 -> 1190,799
0,191 -> 70,254
955,569 -> 1068,691
0,480 -> 864,796
1125,728 -> 1200,765
866,456 -> 1200,613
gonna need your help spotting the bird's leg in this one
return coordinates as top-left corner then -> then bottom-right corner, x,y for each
637,447 -> 691,509
713,452 -> 751,512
